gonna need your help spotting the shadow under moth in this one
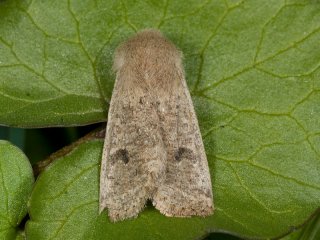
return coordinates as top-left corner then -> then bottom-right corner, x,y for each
99,29 -> 214,222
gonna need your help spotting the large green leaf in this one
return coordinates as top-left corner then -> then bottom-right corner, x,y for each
280,212 -> 320,240
0,0 -> 319,239
26,137 -> 320,239
0,140 -> 34,240
1,0 -> 319,127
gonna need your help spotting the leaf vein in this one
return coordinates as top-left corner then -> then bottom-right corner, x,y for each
228,162 -> 295,214
41,163 -> 97,201
48,200 -> 97,240
68,0 -> 108,110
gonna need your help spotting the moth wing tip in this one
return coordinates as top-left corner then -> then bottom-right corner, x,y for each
98,206 -> 105,215
98,201 -> 107,215
153,196 -> 214,218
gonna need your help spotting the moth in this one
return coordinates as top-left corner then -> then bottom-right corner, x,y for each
99,29 -> 213,222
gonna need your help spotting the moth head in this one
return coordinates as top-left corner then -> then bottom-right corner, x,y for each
113,30 -> 182,70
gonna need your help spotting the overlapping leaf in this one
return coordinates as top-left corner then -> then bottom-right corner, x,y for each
0,0 -> 319,239
0,141 -> 34,240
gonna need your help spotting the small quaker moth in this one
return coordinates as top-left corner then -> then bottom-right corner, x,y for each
99,29 -> 213,222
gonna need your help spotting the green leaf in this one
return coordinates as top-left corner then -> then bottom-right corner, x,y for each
15,231 -> 26,240
1,0 -> 319,239
280,211 -> 320,240
26,138 -> 320,239
0,140 -> 34,240
0,0 -> 318,127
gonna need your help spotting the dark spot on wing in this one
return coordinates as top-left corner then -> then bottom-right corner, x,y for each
111,149 -> 129,164
174,147 -> 194,162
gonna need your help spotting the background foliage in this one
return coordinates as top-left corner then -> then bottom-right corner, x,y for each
0,0 -> 319,239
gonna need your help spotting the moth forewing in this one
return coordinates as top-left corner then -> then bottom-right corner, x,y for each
100,29 -> 214,222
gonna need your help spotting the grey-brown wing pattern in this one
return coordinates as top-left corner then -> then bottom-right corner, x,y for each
100,74 -> 167,222
100,29 -> 213,222
153,73 -> 213,217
